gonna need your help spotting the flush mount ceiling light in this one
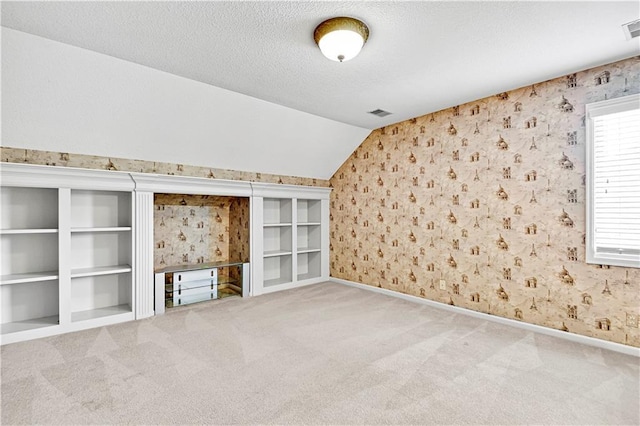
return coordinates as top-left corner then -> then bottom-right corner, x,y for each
314,17 -> 369,62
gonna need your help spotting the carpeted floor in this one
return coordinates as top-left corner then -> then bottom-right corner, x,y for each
1,281 -> 639,425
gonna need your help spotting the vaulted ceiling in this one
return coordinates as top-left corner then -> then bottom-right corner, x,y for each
2,1 -> 639,179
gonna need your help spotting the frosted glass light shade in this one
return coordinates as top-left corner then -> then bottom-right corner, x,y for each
314,17 -> 369,62
318,30 -> 365,62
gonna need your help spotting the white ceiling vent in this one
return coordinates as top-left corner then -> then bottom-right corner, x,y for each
369,109 -> 392,117
622,19 -> 640,40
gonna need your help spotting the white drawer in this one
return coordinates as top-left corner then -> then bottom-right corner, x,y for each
175,268 -> 217,283
167,281 -> 219,304
174,291 -> 218,306
173,279 -> 217,293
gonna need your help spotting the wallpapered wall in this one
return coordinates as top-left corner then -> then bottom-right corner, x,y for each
0,147 -> 329,187
228,198 -> 251,268
330,57 -> 640,347
154,194 -> 250,271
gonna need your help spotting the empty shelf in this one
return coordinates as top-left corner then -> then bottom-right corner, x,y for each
0,271 -> 59,286
71,227 -> 132,233
1,315 -> 59,334
71,304 -> 132,322
71,265 -> 132,279
0,229 -> 58,235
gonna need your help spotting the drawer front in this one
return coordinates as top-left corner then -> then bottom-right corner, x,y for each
175,268 -> 217,283
166,283 -> 218,301
174,291 -> 218,306
173,279 -> 218,294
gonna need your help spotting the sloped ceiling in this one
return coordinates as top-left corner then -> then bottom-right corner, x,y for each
2,1 -> 639,179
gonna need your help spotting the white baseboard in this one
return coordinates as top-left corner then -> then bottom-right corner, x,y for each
330,277 -> 640,358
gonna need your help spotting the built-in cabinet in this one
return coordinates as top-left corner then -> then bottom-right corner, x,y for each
69,190 -> 133,322
0,165 -> 135,344
296,199 -> 322,281
263,198 -> 293,287
1,164 -> 331,344
252,184 -> 330,295
1,187 -> 60,335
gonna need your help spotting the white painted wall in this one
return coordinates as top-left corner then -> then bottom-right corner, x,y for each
1,28 -> 370,180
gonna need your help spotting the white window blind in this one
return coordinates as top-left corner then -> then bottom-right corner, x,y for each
586,93 -> 640,268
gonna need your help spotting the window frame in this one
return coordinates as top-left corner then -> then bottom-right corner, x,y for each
585,93 -> 640,268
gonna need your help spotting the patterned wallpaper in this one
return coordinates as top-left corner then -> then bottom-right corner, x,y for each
229,197 -> 251,266
0,147 -> 328,187
154,194 -> 249,270
330,57 -> 640,347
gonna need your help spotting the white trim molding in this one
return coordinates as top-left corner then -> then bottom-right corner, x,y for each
0,162 -> 135,191
331,277 -> 640,358
134,191 -> 154,319
131,172 -> 252,197
251,181 -> 331,199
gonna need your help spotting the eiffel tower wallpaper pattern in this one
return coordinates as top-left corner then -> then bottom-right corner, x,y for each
330,57 -> 640,347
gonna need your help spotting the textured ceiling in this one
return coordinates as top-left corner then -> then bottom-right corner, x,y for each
2,1 -> 639,131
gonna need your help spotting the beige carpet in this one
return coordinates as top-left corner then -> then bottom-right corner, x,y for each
1,281 -> 639,425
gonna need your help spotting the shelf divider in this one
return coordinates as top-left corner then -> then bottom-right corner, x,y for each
297,248 -> 322,254
71,226 -> 132,233
0,229 -> 59,235
263,249 -> 293,258
0,271 -> 59,286
70,265 -> 132,279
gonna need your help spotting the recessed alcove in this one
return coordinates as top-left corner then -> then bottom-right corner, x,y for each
153,193 -> 250,269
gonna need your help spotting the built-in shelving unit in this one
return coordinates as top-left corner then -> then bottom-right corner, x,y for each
69,190 -> 133,324
2,163 -> 329,344
1,186 -> 61,337
263,198 -> 293,287
0,164 -> 135,345
296,199 -> 322,281
252,184 -> 330,295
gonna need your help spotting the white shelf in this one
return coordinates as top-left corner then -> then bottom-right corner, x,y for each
0,271 -> 59,286
297,247 -> 321,254
71,265 -> 132,279
1,232 -> 59,280
297,244 -> 321,282
263,225 -> 292,255
297,223 -> 321,254
71,190 -> 132,229
1,315 -> 59,335
263,250 -> 293,258
71,304 -> 132,322
297,223 -> 321,227
297,272 -> 321,281
1,186 -> 58,230
263,223 -> 292,228
0,229 -> 58,235
71,232 -> 132,272
263,254 -> 292,287
71,227 -> 132,233
297,199 -> 321,224
264,277 -> 292,287
263,198 -> 292,224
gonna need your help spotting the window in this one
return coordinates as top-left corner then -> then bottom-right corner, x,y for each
586,93 -> 640,268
